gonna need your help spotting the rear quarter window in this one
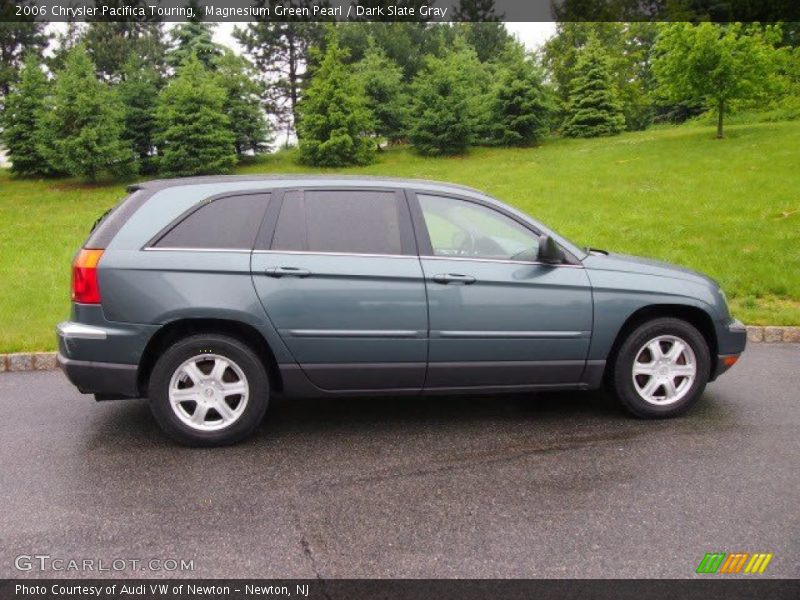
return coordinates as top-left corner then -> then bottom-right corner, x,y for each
153,193 -> 270,250
84,190 -> 149,249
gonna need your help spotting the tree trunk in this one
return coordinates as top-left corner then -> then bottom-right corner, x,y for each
716,99 -> 724,139
288,32 -> 298,133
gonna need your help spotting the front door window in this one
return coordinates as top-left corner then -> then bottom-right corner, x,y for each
418,194 -> 539,261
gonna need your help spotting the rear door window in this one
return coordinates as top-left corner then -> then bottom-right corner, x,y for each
271,189 -> 406,255
154,193 -> 270,250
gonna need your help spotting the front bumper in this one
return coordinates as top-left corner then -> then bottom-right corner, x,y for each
712,318 -> 747,380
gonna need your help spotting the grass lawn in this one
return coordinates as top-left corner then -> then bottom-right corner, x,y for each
1,121 -> 798,352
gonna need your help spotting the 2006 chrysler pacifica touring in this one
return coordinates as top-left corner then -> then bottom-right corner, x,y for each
58,176 -> 746,445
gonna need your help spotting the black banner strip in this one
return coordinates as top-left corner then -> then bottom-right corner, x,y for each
2,579 -> 800,600
3,0 -> 800,23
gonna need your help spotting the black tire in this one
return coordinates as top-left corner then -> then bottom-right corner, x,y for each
610,317 -> 710,419
148,334 -> 269,446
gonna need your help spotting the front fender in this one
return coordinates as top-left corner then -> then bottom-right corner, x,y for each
586,269 -> 721,361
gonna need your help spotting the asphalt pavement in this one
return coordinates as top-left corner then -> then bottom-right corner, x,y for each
1,344 -> 798,579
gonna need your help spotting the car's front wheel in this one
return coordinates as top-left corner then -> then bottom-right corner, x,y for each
610,318 -> 710,418
149,334 -> 269,446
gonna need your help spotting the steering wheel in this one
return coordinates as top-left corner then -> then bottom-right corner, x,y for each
510,246 -> 538,262
452,230 -> 475,256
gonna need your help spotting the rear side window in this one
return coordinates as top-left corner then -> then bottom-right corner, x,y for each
154,194 -> 270,250
272,190 -> 403,255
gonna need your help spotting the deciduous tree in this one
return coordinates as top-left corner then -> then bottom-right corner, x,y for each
653,22 -> 781,138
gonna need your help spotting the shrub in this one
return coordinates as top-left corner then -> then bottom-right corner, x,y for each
1,53 -> 54,176
296,34 -> 374,167
353,39 -> 408,145
562,36 -> 626,138
490,47 -> 553,146
38,45 -> 135,181
408,44 -> 486,156
155,54 -> 236,177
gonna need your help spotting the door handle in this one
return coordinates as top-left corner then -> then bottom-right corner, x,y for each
265,266 -> 311,278
433,273 -> 476,285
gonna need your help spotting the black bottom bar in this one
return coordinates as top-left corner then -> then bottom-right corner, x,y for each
2,579 -> 799,600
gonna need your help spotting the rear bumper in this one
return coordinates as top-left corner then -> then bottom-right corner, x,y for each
57,315 -> 150,399
57,354 -> 140,398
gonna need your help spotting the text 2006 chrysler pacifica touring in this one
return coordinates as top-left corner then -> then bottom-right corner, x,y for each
58,176 -> 746,445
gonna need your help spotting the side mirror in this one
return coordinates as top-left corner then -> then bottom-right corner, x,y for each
538,234 -> 565,264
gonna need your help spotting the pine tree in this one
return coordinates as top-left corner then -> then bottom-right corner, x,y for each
490,45 -> 553,146
562,36 -> 626,138
85,19 -> 166,82
118,54 -> 160,172
1,53 -> 54,176
234,2 -> 328,136
38,45 -> 135,181
296,34 -> 374,167
408,43 -> 486,156
214,50 -> 271,157
155,54 -> 236,177
353,39 -> 408,145
452,1 -> 511,63
0,13 -> 50,108
168,22 -> 221,70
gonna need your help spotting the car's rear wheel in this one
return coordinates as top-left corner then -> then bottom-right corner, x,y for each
149,334 -> 269,446
611,318 -> 710,418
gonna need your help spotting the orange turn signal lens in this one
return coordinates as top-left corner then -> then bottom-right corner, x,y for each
723,356 -> 739,367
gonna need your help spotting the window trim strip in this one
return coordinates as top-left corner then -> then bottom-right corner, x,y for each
252,249 -> 584,267
143,247 -> 252,253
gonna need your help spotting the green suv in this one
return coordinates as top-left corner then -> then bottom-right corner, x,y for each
58,176 -> 746,445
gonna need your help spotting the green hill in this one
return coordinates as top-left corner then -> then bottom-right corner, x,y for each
1,120 -> 798,352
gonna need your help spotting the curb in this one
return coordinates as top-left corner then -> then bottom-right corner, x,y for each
1,352 -> 59,373
1,326 -> 798,374
745,326 -> 800,343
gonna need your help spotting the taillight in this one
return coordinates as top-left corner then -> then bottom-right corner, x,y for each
71,249 -> 104,304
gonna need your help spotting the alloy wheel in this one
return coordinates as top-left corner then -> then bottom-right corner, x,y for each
168,354 -> 249,431
632,335 -> 697,406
